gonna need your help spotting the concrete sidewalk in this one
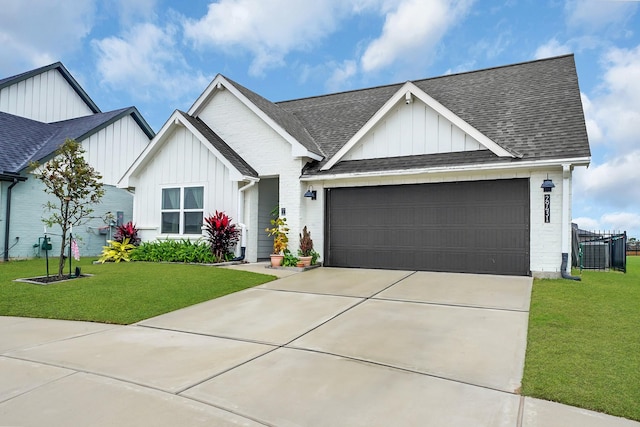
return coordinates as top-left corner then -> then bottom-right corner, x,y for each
1,267 -> 638,426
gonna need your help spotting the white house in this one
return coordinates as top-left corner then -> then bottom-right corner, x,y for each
119,55 -> 590,277
0,62 -> 154,260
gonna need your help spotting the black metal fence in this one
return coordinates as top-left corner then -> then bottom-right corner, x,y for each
572,228 -> 627,273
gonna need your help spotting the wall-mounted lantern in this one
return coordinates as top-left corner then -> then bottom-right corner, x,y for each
304,185 -> 317,200
541,178 -> 555,192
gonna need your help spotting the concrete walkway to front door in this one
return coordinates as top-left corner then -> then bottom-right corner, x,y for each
1,267 -> 638,426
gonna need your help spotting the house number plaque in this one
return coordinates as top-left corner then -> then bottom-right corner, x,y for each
544,194 -> 551,223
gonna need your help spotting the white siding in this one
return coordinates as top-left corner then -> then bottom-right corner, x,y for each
302,167 -> 568,277
82,115 -> 150,186
343,98 -> 486,161
131,126 -> 237,242
0,69 -> 94,122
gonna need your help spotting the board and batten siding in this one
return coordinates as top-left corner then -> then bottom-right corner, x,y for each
343,98 -> 486,161
82,115 -> 150,186
131,126 -> 237,241
0,69 -> 94,122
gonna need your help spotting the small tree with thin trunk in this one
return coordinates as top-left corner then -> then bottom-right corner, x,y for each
31,139 -> 104,277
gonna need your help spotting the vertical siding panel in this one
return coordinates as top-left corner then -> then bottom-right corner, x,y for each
438,116 -> 452,153
387,107 -> 400,157
425,107 -> 438,154
413,103 -> 426,155
451,126 -> 465,152
16,81 -> 26,116
400,104 -> 412,156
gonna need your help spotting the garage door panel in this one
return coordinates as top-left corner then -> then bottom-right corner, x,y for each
325,179 -> 530,276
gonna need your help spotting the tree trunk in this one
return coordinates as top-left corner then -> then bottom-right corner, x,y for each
57,229 -> 66,278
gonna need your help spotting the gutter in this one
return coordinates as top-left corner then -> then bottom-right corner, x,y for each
301,156 -> 591,182
2,173 -> 27,261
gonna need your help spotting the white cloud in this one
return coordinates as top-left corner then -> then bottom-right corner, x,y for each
565,0 -> 638,32
0,0 -> 95,73
601,212 -> 640,233
360,0 -> 473,72
575,151 -> 640,208
113,0 -> 158,26
534,38 -> 572,60
326,60 -> 358,92
92,23 -> 210,102
580,93 -> 603,143
572,216 -> 601,230
182,0 -> 349,76
585,45 -> 640,151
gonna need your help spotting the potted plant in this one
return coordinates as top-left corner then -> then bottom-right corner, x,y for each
298,226 -> 314,267
265,216 -> 289,267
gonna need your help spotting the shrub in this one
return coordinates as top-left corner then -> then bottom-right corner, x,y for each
130,239 -> 216,263
113,221 -> 141,246
203,211 -> 240,262
282,249 -> 300,267
299,226 -> 314,257
99,238 -> 136,263
265,217 -> 289,254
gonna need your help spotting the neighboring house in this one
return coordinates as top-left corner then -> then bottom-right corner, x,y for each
0,62 -> 154,260
120,54 -> 591,277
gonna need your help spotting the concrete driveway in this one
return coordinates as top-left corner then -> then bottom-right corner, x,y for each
1,267 -> 638,426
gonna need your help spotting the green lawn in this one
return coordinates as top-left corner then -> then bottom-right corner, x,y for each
0,258 -> 275,324
523,256 -> 640,422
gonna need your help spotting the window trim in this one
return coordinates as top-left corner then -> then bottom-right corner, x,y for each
160,185 -> 205,235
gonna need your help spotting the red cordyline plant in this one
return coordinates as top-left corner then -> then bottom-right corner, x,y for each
113,221 -> 141,246
204,211 -> 240,262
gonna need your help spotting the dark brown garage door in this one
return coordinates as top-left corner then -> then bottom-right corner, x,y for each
325,179 -> 530,276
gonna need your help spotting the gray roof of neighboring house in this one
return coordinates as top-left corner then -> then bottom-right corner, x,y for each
0,62 -> 101,114
179,112 -> 258,178
0,107 -> 155,174
271,54 -> 590,176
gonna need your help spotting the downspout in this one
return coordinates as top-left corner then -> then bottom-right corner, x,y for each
560,164 -> 581,281
3,178 -> 20,261
232,180 -> 256,261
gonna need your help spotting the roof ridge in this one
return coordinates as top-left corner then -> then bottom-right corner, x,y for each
276,54 -> 576,105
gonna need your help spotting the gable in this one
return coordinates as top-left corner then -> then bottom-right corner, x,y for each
320,82 -> 516,171
119,111 -> 257,188
82,114 -> 152,186
190,75 -> 322,161
342,96 -> 487,162
0,64 -> 98,122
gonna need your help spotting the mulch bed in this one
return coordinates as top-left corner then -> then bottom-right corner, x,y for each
14,274 -> 92,285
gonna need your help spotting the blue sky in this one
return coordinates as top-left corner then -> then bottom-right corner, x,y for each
1,0 -> 639,238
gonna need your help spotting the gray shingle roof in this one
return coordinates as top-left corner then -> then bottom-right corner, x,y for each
0,62 -> 101,114
274,55 -> 590,176
179,112 -> 258,178
0,108 -> 155,173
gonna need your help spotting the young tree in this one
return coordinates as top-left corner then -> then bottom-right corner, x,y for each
31,139 -> 104,277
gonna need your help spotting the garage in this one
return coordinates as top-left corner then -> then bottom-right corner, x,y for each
325,179 -> 530,276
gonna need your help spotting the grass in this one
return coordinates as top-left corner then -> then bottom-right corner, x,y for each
522,256 -> 640,421
0,258 -> 275,324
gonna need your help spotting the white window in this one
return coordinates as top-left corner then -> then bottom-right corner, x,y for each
161,186 -> 204,234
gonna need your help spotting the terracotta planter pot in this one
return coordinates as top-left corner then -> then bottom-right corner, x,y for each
299,256 -> 312,267
270,254 -> 284,267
